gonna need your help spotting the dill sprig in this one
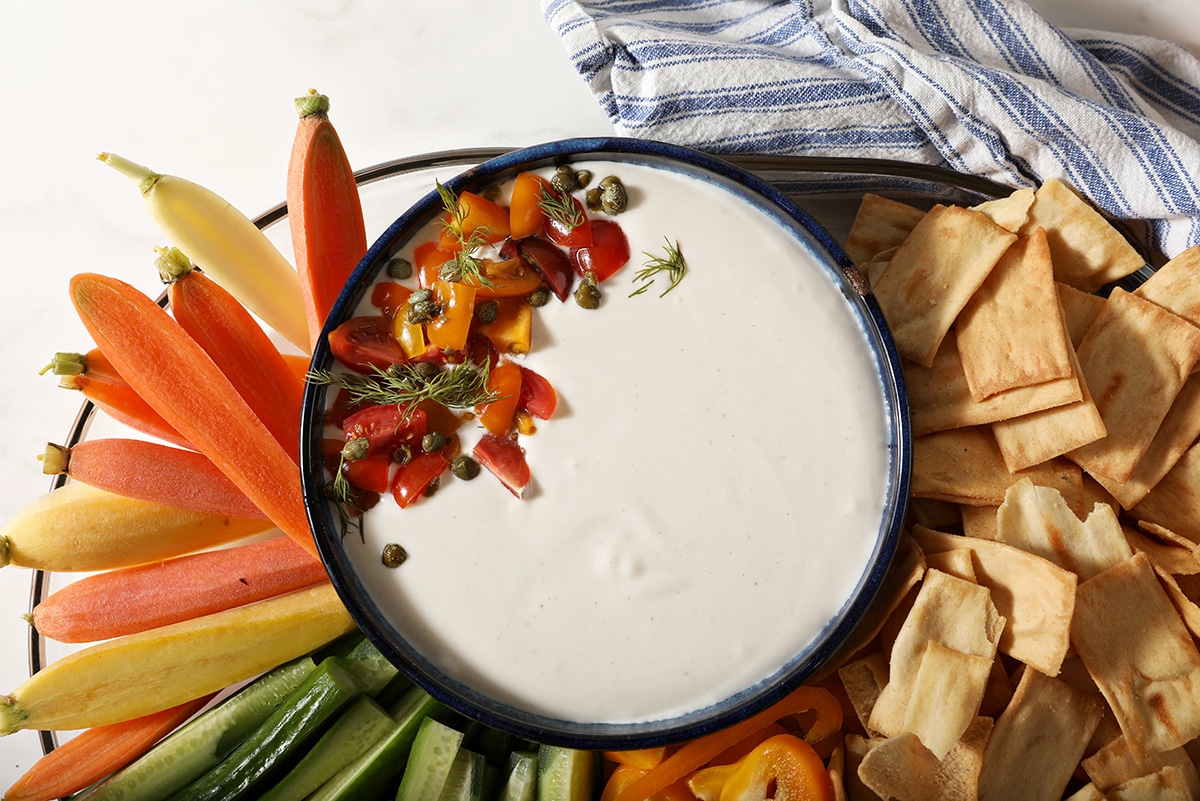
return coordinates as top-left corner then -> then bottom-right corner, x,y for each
436,181 -> 495,287
308,360 -> 498,412
630,238 -> 688,298
537,184 -> 587,230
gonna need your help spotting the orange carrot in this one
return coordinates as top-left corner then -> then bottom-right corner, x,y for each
610,686 -> 843,801
39,438 -> 267,520
156,246 -> 305,457
42,349 -> 192,449
287,89 -> 368,349
283,351 -> 314,384
69,272 -> 316,558
29,536 -> 327,642
3,693 -> 214,801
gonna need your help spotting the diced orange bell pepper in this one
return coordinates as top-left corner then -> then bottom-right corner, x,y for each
438,190 -> 511,251
427,280 -> 477,352
605,747 -> 669,771
603,765 -> 696,801
509,172 -> 550,239
393,313 -> 428,360
478,361 -> 523,436
687,764 -> 739,801
717,735 -> 833,801
414,241 -> 454,288
483,298 -> 533,356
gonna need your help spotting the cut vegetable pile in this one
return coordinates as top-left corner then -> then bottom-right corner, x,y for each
4,87 -> 1200,801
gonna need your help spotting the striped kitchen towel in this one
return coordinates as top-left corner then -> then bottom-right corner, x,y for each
542,0 -> 1200,262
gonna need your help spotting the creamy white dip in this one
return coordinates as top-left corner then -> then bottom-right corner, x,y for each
337,160 -> 893,725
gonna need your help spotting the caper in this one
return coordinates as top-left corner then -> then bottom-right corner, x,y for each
413,360 -> 442,382
585,187 -> 603,212
406,298 -> 441,325
421,431 -> 446,453
341,436 -> 369,461
392,443 -> 413,465
410,288 -> 433,303
574,278 -> 601,310
381,543 -> 408,568
600,181 -> 627,215
437,261 -> 463,283
451,454 -> 481,481
386,256 -> 413,280
475,299 -> 500,324
423,476 -> 441,497
598,175 -> 622,189
575,169 -> 593,188
529,286 -> 552,307
551,164 -> 579,194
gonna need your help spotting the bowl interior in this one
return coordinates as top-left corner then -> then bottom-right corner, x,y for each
300,137 -> 911,749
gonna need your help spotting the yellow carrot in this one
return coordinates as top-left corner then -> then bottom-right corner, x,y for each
0,583 -> 355,734
0,482 -> 273,572
97,152 -> 310,353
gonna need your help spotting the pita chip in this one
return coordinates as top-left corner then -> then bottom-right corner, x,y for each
1106,765 -> 1196,801
1083,736 -> 1200,796
973,186 -> 1035,232
1129,441 -> 1200,546
845,194 -> 926,265
1057,282 -> 1107,347
857,717 -> 993,801
1133,245 -> 1200,325
904,639 -> 993,759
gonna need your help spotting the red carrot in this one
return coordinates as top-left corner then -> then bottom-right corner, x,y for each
156,246 -> 306,458
3,693 -> 214,801
287,89 -> 368,348
42,349 -> 192,449
29,536 -> 327,642
39,438 -> 267,520
69,272 -> 316,558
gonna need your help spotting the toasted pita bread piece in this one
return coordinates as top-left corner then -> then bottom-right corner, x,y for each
1154,567 -> 1200,643
868,569 -> 1004,738
1129,441 -> 1200,546
1069,288 -> 1200,483
845,194 -> 926,265
955,229 -> 1074,400
973,187 -> 1035,232
924,548 -> 977,582
960,504 -> 998,540
977,667 -> 1103,801
857,717 -> 993,801
912,525 -> 1076,675
873,204 -> 1016,367
1133,245 -> 1200,325
908,498 -> 961,531
904,334 -> 1082,437
1083,734 -> 1200,797
1106,765 -> 1196,801
842,735 -> 883,801
1057,282 -> 1107,347
912,426 -> 1082,507
1090,372 -> 1200,508
904,639 -> 993,759
1017,178 -> 1146,292
1071,552 -> 1200,760
1064,785 -> 1106,801
838,651 -> 889,736
1123,525 -> 1200,576
994,477 -> 1132,581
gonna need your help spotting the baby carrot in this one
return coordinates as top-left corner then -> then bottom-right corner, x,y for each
287,89 -> 368,349
3,694 -> 214,801
98,152 -> 311,353
157,246 -> 305,457
70,272 -> 316,558
0,482 -> 272,572
39,438 -> 267,521
42,349 -> 191,449
0,583 -> 355,734
30,536 -> 327,643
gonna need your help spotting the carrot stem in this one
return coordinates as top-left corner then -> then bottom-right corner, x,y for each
42,349 -> 192,449
40,438 -> 267,520
2,695 -> 214,801
30,535 -> 326,642
69,272 -> 316,558
287,89 -> 368,349
156,246 -> 305,458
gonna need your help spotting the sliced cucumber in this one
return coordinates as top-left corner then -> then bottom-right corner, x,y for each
536,746 -> 595,801
394,717 -> 466,801
497,750 -> 539,801
343,635 -> 401,696
82,656 -> 317,801
437,748 -> 486,801
257,695 -> 397,801
307,687 -> 447,801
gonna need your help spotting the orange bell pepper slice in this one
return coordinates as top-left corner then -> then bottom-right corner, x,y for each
438,190 -> 511,251
605,747 -> 669,771
426,280 -> 477,352
604,765 -> 696,801
477,361 -> 523,436
610,686 -> 841,801
414,241 -> 454,288
717,735 -> 833,801
509,172 -> 550,239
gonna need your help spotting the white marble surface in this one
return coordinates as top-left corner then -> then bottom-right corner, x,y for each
0,0 -> 1197,783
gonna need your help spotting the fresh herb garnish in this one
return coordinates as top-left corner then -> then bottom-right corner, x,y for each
308,360 -> 498,413
537,184 -> 587,231
630,238 -> 687,298
436,181 -> 495,287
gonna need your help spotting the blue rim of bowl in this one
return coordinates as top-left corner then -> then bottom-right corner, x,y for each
300,136 -> 913,750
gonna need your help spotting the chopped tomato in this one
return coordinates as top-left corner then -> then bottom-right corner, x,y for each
391,450 -> 450,508
343,453 -> 392,494
468,257 -> 544,299
571,219 -> 630,281
426,280 -> 477,352
414,241 -> 454,287
328,316 -> 409,373
371,281 -> 413,319
477,362 -> 523,436
482,299 -> 533,357
473,433 -> 531,499
515,236 -> 575,301
518,366 -> 557,420
438,190 -> 511,251
323,388 -> 362,428
509,172 -> 550,239
544,197 -> 593,248
342,404 -> 427,455
717,735 -> 834,801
